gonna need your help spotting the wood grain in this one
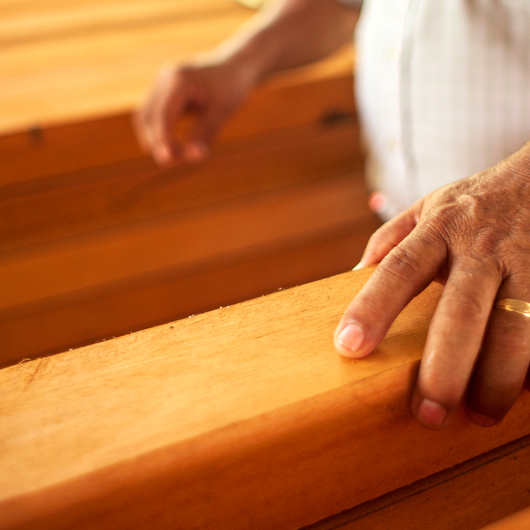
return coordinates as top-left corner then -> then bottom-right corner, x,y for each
0,173 -> 365,310
1,269 -> 530,529
0,0 -> 361,368
0,0 -> 253,132
0,121 -> 361,253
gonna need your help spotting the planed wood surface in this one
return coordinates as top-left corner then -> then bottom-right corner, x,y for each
2,4 -> 529,529
0,0 -> 257,132
1,269 -> 530,530
0,221 -> 378,367
0,118 -> 361,253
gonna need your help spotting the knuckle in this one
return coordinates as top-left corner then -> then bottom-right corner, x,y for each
172,64 -> 198,87
428,206 -> 469,248
445,290 -> 489,324
378,245 -> 424,282
470,227 -> 510,264
426,201 -> 511,273
458,289 -> 487,316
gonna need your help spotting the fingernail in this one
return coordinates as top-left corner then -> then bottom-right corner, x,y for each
336,323 -> 364,356
353,261 -> 365,271
185,143 -> 207,162
467,409 -> 497,427
416,399 -> 447,429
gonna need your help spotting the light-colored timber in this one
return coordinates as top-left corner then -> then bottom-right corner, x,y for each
1,268 -> 530,530
0,73 -> 356,188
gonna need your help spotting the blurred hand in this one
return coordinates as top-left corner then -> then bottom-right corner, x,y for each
134,57 -> 253,165
335,142 -> 530,429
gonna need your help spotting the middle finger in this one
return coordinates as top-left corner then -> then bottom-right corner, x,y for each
412,259 -> 501,429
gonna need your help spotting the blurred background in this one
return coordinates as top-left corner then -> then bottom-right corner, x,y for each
0,0 -> 379,367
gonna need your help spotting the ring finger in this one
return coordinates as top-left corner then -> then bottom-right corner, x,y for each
466,275 -> 530,426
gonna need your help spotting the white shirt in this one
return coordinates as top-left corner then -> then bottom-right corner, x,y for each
340,0 -> 530,220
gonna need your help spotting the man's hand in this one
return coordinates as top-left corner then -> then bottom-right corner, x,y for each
134,58 -> 253,165
134,0 -> 358,166
335,142 -> 530,429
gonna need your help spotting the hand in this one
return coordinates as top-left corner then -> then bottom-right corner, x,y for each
134,56 -> 254,165
334,142 -> 530,429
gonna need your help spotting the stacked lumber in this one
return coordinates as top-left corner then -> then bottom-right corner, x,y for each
0,0 -> 379,366
5,2 -> 529,528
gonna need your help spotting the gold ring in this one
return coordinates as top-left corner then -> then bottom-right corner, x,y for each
494,298 -> 530,318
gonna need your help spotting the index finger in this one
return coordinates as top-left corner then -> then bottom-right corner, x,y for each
334,224 -> 445,358
136,70 -> 188,164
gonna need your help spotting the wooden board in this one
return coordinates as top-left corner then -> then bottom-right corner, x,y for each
481,506 -> 530,529
0,119 -> 361,252
1,269 -> 530,529
0,73 -> 356,188
0,0 -> 255,132
0,219 -> 379,368
308,433 -> 530,530
0,0 -> 353,134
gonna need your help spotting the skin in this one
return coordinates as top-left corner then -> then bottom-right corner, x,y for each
334,143 -> 530,429
134,0 -> 358,165
136,0 -> 530,429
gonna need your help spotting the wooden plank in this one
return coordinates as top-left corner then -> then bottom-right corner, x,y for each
0,0 -> 353,134
1,269 -> 530,530
0,216 -> 380,367
0,121 -> 360,252
0,169 -> 378,366
308,434 -> 530,530
0,1 -> 244,46
0,172 -> 366,311
481,506 -> 530,529
0,74 -> 355,186
0,1 -> 253,132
